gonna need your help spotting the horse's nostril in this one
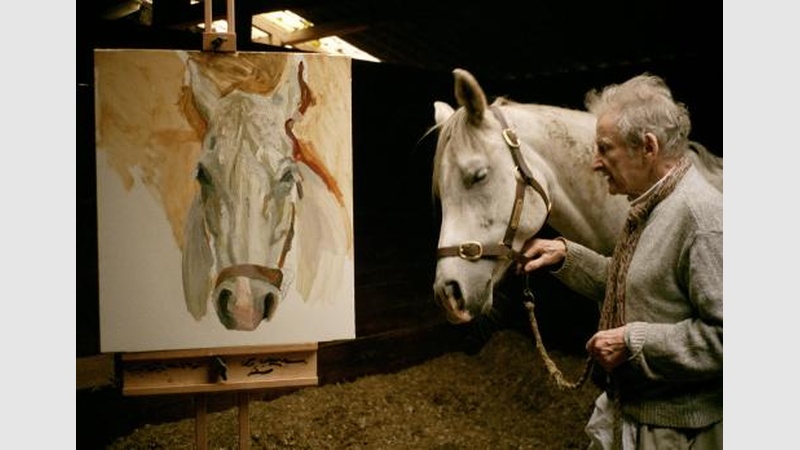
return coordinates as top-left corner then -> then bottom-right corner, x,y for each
262,292 -> 276,320
219,289 -> 232,310
444,281 -> 464,310
217,289 -> 235,329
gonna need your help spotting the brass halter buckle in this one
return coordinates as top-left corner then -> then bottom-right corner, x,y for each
502,128 -> 520,148
458,241 -> 484,261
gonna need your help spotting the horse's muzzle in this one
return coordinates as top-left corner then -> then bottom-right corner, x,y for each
213,265 -> 283,330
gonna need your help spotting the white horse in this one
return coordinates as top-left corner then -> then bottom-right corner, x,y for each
182,54 -> 350,331
431,68 -> 721,324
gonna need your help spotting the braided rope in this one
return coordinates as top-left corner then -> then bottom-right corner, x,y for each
523,282 -> 592,390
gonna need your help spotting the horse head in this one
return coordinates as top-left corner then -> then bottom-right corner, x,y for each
182,55 -> 307,331
432,69 -> 552,323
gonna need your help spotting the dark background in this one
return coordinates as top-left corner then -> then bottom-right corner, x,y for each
76,2 -> 718,448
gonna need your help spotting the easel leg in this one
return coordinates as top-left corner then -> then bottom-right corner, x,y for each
238,392 -> 250,450
195,394 -> 208,450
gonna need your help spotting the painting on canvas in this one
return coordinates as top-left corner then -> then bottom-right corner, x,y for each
94,49 -> 354,352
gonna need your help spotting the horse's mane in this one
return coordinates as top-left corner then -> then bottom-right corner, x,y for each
494,97 -> 516,106
689,141 -> 723,171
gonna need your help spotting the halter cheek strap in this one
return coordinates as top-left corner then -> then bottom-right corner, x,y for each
491,105 -> 552,218
436,105 -> 552,263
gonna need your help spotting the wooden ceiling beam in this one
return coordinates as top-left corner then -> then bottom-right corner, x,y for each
151,0 -> 334,29
278,22 -> 371,45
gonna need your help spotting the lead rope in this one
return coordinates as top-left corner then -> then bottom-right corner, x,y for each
523,274 -> 593,390
491,105 -> 588,389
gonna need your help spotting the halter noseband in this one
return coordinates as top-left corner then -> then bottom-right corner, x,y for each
436,105 -> 552,263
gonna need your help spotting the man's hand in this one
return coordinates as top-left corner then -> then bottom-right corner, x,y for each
586,327 -> 629,372
517,237 -> 567,273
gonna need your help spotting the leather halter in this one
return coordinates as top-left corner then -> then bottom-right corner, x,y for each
213,202 -> 296,290
436,105 -> 552,263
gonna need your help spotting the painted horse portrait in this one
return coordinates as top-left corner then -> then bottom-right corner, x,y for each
182,53 -> 351,331
431,68 -> 722,324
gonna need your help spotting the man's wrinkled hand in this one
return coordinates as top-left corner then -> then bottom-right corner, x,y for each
586,327 -> 629,372
516,237 -> 567,274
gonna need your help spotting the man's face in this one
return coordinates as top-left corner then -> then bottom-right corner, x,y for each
592,113 -> 650,199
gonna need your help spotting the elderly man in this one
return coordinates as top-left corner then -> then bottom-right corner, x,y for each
520,74 -> 722,450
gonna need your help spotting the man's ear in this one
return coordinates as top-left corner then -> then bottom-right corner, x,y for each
642,132 -> 659,156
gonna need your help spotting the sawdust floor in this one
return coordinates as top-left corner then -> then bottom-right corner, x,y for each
106,329 -> 600,449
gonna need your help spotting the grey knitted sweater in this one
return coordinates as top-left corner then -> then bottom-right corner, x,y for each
554,165 -> 722,428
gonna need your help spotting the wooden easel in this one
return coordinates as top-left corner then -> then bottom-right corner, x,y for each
121,343 -> 319,450
122,3 -> 318,448
202,0 -> 237,52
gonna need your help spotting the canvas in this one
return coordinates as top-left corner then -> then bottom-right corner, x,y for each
94,49 -> 355,352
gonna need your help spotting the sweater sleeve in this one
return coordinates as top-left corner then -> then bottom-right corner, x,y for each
552,239 -> 610,304
625,230 -> 723,380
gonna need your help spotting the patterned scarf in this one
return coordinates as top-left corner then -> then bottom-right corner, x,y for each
598,155 -> 692,330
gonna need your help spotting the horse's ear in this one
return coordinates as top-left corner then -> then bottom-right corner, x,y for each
182,196 -> 213,320
453,68 -> 487,125
187,58 -> 221,122
434,101 -> 454,125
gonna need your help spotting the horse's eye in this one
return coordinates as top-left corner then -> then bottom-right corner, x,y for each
470,167 -> 488,186
279,167 -> 297,184
196,164 -> 212,186
273,165 -> 300,198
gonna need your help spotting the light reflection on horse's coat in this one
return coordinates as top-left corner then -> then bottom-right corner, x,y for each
431,69 -> 722,324
181,54 -> 349,331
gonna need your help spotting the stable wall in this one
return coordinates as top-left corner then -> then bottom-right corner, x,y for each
76,17 -> 718,449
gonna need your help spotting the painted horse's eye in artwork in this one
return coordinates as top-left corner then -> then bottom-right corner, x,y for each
94,50 -> 355,352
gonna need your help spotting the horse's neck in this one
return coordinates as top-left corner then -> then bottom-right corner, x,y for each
511,105 -> 629,255
546,188 -> 627,255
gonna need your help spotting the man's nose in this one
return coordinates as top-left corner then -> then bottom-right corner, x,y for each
591,154 -> 603,171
